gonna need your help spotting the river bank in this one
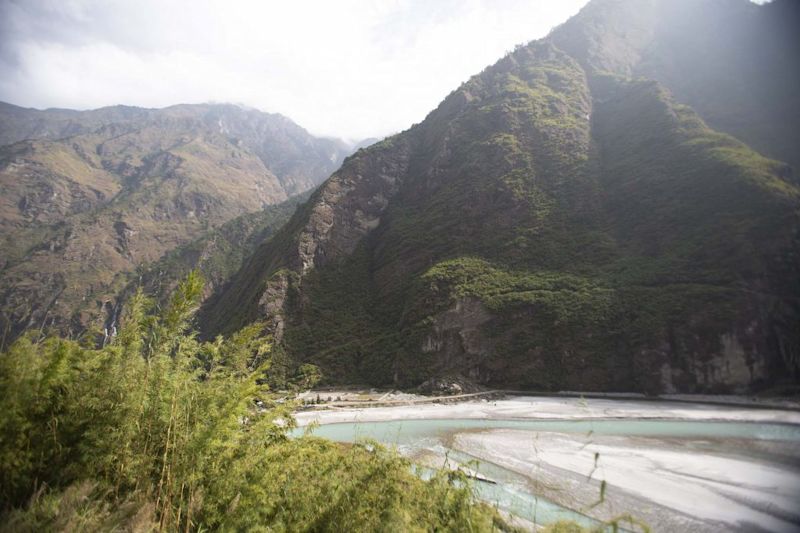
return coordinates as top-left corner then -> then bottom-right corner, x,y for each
295,395 -> 800,426
296,388 -> 800,411
295,396 -> 800,532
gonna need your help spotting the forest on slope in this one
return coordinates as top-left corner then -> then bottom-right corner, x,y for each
203,0 -> 800,394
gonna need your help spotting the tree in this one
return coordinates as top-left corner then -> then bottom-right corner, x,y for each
296,363 -> 323,390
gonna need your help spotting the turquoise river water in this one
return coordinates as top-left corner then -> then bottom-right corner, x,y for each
292,416 -> 800,530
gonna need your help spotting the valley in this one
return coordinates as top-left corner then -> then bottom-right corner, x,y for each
1,0 -> 798,531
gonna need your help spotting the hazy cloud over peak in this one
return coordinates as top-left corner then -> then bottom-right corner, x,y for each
0,0 -> 625,139
0,0 -> 603,139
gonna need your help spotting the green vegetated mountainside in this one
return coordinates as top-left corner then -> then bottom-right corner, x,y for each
204,0 -> 800,394
0,102 -> 350,341
120,193 -> 310,317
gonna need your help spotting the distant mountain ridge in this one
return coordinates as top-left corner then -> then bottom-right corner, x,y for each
0,101 -> 351,195
202,0 -> 800,394
0,102 -> 353,340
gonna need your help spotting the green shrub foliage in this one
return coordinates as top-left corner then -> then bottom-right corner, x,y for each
0,272 -> 507,532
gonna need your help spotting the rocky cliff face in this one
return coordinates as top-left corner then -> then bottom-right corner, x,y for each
207,0 -> 800,393
0,103 -> 351,340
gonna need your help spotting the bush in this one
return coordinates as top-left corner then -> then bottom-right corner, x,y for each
0,272 -> 506,531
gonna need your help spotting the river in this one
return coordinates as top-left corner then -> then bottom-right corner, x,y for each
294,396 -> 800,532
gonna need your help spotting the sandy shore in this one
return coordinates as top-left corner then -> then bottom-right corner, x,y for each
295,395 -> 800,427
295,396 -> 800,532
452,429 -> 800,532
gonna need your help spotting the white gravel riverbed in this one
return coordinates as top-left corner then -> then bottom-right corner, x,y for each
296,396 -> 800,532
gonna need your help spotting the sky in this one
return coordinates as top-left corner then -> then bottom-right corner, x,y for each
0,0 -> 773,141
0,0 -> 594,141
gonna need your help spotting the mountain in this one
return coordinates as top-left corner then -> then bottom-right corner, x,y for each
549,0 -> 800,171
203,0 -> 800,394
350,137 -> 382,152
0,102 -> 351,195
119,192 -> 310,320
0,102 -> 350,341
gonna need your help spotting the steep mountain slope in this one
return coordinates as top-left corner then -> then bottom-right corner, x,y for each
204,0 -> 800,394
0,103 -> 349,340
549,0 -> 800,170
121,193 -> 309,318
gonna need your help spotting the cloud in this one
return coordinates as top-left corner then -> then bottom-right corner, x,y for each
0,0 -> 593,139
